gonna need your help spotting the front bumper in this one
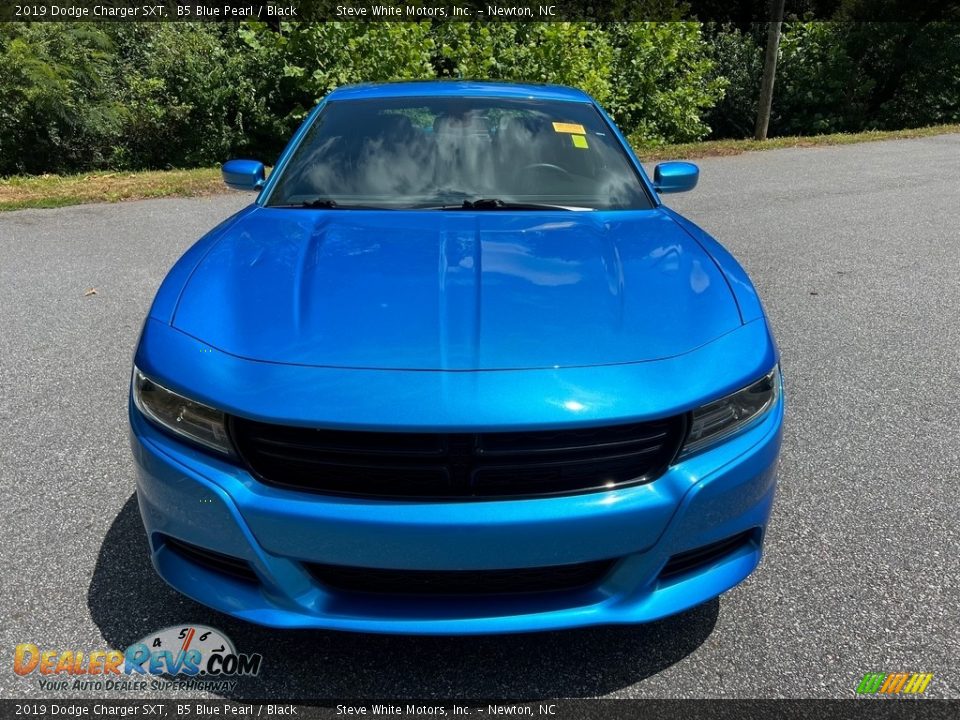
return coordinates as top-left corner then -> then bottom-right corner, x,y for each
129,388 -> 783,635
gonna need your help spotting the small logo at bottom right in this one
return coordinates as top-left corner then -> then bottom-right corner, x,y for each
856,672 -> 933,695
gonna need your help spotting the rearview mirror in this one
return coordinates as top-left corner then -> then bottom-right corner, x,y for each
653,161 -> 699,194
222,159 -> 265,191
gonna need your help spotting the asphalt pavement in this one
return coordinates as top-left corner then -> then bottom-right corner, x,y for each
1,134 -> 958,700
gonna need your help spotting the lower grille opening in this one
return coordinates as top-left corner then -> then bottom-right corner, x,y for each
659,530 -> 758,581
162,536 -> 259,584
307,559 -> 618,596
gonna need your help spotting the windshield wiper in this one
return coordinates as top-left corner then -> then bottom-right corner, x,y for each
272,198 -> 584,211
426,198 -> 584,211
269,199 -> 393,210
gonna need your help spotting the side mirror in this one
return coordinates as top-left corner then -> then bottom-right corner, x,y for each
222,159 -> 265,191
653,161 -> 699,194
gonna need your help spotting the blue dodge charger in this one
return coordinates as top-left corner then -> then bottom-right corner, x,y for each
129,81 -> 783,634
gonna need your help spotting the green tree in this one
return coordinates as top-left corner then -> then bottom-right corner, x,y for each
606,22 -> 726,145
433,23 -> 613,104
703,24 -> 765,139
771,21 -> 869,135
240,21 -> 436,133
844,22 -> 960,129
105,24 -> 278,168
0,24 -> 121,174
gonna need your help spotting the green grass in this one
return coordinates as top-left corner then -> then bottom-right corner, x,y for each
0,167 -> 226,212
3,123 -> 959,212
632,123 -> 960,162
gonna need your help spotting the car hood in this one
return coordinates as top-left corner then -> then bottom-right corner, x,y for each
172,207 -> 742,371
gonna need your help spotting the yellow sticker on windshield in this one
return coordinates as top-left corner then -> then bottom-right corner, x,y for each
571,134 -> 589,149
553,122 -> 586,134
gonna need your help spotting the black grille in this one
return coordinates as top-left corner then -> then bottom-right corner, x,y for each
163,536 -> 259,583
659,530 -> 758,580
307,559 -> 617,596
229,415 -> 686,499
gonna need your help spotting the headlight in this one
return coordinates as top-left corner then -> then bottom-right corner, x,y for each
131,367 -> 232,454
681,365 -> 781,455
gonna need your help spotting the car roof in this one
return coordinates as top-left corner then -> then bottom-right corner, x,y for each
324,80 -> 594,104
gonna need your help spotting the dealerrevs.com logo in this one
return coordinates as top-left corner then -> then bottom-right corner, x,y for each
14,625 -> 262,693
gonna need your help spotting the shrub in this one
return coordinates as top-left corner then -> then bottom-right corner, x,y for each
432,22 -> 614,105
844,22 -> 960,130
105,24 -> 281,168
240,21 -> 436,134
0,23 -> 280,173
3,18 -> 956,176
771,21 -> 870,135
703,24 -> 765,139
0,24 -> 121,175
606,22 -> 726,146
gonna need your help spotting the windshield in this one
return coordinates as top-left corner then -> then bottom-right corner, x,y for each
265,96 -> 654,210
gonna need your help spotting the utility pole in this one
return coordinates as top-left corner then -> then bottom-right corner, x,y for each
755,0 -> 786,141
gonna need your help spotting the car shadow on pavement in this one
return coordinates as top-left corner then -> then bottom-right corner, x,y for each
88,494 -> 718,700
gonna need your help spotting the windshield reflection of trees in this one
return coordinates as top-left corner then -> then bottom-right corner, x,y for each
275,106 -> 645,208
